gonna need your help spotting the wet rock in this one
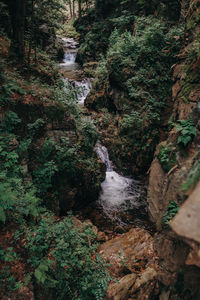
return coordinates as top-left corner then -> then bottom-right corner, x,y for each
106,267 -> 158,300
99,228 -> 155,277
97,231 -> 108,242
130,267 -> 158,300
106,273 -> 137,300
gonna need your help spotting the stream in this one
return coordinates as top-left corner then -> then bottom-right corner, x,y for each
60,38 -> 149,231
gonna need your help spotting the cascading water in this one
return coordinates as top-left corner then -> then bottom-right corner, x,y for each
74,79 -> 92,106
95,142 -> 147,225
60,37 -> 147,227
60,38 -> 92,105
60,51 -> 79,70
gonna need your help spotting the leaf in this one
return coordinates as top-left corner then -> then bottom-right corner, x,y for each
34,269 -> 46,284
0,206 -> 6,223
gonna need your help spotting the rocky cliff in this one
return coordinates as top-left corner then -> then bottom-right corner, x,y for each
147,0 -> 200,297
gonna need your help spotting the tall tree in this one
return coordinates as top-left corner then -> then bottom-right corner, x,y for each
5,0 -> 26,60
78,0 -> 82,18
68,0 -> 73,18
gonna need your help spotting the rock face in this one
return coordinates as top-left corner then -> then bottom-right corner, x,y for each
171,181 -> 200,243
146,1 -> 200,297
171,182 -> 200,268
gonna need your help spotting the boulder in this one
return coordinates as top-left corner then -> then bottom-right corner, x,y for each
130,267 -> 158,300
171,181 -> 200,243
106,273 -> 137,300
99,227 -> 155,277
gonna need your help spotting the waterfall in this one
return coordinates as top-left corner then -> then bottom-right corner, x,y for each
60,38 -> 92,105
74,79 -> 92,106
95,141 -> 146,225
63,52 -> 77,63
60,51 -> 79,70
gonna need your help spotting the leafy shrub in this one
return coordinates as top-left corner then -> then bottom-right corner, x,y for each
33,161 -> 58,196
25,213 -> 111,300
0,111 -> 21,133
175,118 -> 196,147
0,134 -> 40,223
27,118 -> 45,137
87,17 -> 184,172
158,145 -> 177,172
77,117 -> 98,154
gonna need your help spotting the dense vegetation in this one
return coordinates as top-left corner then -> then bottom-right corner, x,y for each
75,0 -> 186,174
1,0 -> 200,299
0,1 -> 110,299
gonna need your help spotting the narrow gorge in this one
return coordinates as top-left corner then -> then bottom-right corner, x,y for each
0,0 -> 200,299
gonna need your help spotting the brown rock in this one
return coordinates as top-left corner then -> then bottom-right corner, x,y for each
154,232 -> 189,286
177,97 -> 197,120
130,267 -> 158,300
106,273 -> 137,300
172,81 -> 181,100
171,181 -> 200,243
189,85 -> 200,102
99,228 -> 155,276
147,158 -> 165,223
97,231 -> 108,242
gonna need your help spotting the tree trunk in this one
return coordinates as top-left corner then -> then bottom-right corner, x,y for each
28,0 -> 34,70
69,0 -> 73,18
72,0 -> 75,17
8,0 -> 26,60
78,0 -> 82,18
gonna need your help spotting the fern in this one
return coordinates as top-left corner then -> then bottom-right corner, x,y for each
175,118 -> 196,147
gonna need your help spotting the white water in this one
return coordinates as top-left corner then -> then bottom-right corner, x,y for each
60,51 -> 79,70
61,38 -> 92,105
74,79 -> 92,106
96,142 -> 146,224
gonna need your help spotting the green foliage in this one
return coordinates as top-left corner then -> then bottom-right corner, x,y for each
0,134 -> 41,223
0,75 -> 26,105
33,160 -> 58,196
25,213 -> 111,300
0,247 -> 19,263
0,111 -> 21,133
158,144 -> 177,172
27,118 -> 45,137
0,247 -> 23,294
77,117 -> 98,154
175,118 -> 196,147
91,17 -> 183,172
181,160 -> 200,192
164,201 -> 179,224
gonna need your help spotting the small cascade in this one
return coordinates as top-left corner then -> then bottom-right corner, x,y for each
63,52 -> 77,63
60,51 -> 79,70
96,142 -> 146,225
74,79 -> 92,106
60,37 -> 92,105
